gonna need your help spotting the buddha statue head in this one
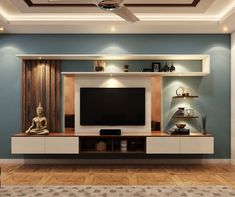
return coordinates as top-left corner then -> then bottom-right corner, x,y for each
36,102 -> 43,117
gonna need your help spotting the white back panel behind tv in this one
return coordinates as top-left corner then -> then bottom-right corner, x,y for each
75,76 -> 151,134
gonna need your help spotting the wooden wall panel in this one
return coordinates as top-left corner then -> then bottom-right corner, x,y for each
151,76 -> 162,123
22,60 -> 61,132
50,61 -> 56,131
56,60 -> 61,130
22,61 -> 26,131
26,61 -> 31,130
64,76 -> 75,115
46,60 -> 51,130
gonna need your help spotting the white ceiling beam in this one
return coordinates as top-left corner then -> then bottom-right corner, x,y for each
0,13 -> 8,24
219,6 -> 235,24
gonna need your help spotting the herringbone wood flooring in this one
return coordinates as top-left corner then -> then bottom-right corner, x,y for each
1,164 -> 235,187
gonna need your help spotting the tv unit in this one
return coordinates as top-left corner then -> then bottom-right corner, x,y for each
80,88 -> 145,126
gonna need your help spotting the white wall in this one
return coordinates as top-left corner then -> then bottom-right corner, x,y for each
75,76 -> 151,134
231,32 -> 235,163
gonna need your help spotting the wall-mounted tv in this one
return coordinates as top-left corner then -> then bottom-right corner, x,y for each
80,88 -> 145,126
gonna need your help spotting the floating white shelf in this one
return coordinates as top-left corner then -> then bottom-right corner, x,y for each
16,54 -> 209,61
61,72 -> 209,77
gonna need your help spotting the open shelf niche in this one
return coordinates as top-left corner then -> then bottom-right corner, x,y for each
17,54 -> 210,77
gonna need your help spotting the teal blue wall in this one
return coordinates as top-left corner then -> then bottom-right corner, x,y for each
0,34 -> 230,159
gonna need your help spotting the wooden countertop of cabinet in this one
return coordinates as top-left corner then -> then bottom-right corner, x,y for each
13,131 -> 213,137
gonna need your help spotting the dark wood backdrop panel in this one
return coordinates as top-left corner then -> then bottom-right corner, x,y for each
22,60 -> 61,132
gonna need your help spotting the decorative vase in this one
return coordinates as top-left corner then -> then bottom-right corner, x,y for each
163,62 -> 170,72
170,62 -> 175,72
202,115 -> 207,135
124,65 -> 129,72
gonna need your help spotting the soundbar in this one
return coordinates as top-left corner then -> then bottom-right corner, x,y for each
100,129 -> 121,136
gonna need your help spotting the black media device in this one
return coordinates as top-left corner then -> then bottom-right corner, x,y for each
80,88 -> 145,126
100,129 -> 121,136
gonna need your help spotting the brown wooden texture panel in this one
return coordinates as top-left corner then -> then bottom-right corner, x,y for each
50,60 -> 56,131
151,76 -> 162,123
22,60 -> 61,132
64,76 -> 75,115
36,60 -> 41,105
41,60 -> 46,112
56,60 -> 61,131
46,60 -> 51,130
26,61 -> 31,130
22,61 -> 26,131
31,60 -> 36,118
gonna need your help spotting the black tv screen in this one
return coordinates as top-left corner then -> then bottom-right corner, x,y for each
80,88 -> 145,125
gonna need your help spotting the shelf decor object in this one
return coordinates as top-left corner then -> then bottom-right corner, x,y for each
170,62 -> 176,72
25,102 -> 49,135
202,115 -> 207,135
152,62 -> 161,72
94,60 -> 106,72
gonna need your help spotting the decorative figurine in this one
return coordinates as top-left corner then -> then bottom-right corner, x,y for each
25,102 -> 49,135
170,62 -> 175,72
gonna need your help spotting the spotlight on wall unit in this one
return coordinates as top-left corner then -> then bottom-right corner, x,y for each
0,27 -> 4,32
111,26 -> 116,32
223,26 -> 228,32
39,57 -> 42,60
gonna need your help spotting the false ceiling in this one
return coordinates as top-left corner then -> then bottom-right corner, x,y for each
0,0 -> 234,33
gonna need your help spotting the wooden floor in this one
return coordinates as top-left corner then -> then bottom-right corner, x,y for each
1,164 -> 235,187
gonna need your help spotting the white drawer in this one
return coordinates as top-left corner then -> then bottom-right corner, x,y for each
45,137 -> 79,154
11,137 -> 45,154
146,137 -> 180,154
180,137 -> 214,154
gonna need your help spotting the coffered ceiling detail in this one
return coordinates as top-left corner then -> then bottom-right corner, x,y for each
24,0 -> 201,7
0,0 -> 234,34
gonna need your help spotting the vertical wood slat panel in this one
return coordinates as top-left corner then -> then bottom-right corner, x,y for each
26,61 -> 31,130
31,60 -> 37,118
41,61 -> 46,114
56,60 -> 61,131
36,60 -> 41,106
22,61 -> 26,131
46,60 -> 51,131
51,60 -> 56,131
22,60 -> 61,132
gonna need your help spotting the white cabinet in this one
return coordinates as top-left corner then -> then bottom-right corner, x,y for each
11,136 -> 80,154
180,137 -> 214,154
146,136 -> 214,154
146,137 -> 180,154
45,137 -> 79,154
11,137 -> 45,154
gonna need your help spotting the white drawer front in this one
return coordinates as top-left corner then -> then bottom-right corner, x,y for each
11,137 -> 45,154
146,137 -> 180,154
45,137 -> 79,154
180,137 -> 214,154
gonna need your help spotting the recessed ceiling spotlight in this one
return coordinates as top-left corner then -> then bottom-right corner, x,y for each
0,27 -> 4,32
111,26 -> 116,32
223,26 -> 228,32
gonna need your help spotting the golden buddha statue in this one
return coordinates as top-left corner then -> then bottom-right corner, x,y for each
25,102 -> 49,135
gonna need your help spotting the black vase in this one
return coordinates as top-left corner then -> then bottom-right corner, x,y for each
170,63 -> 175,72
163,63 -> 170,72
